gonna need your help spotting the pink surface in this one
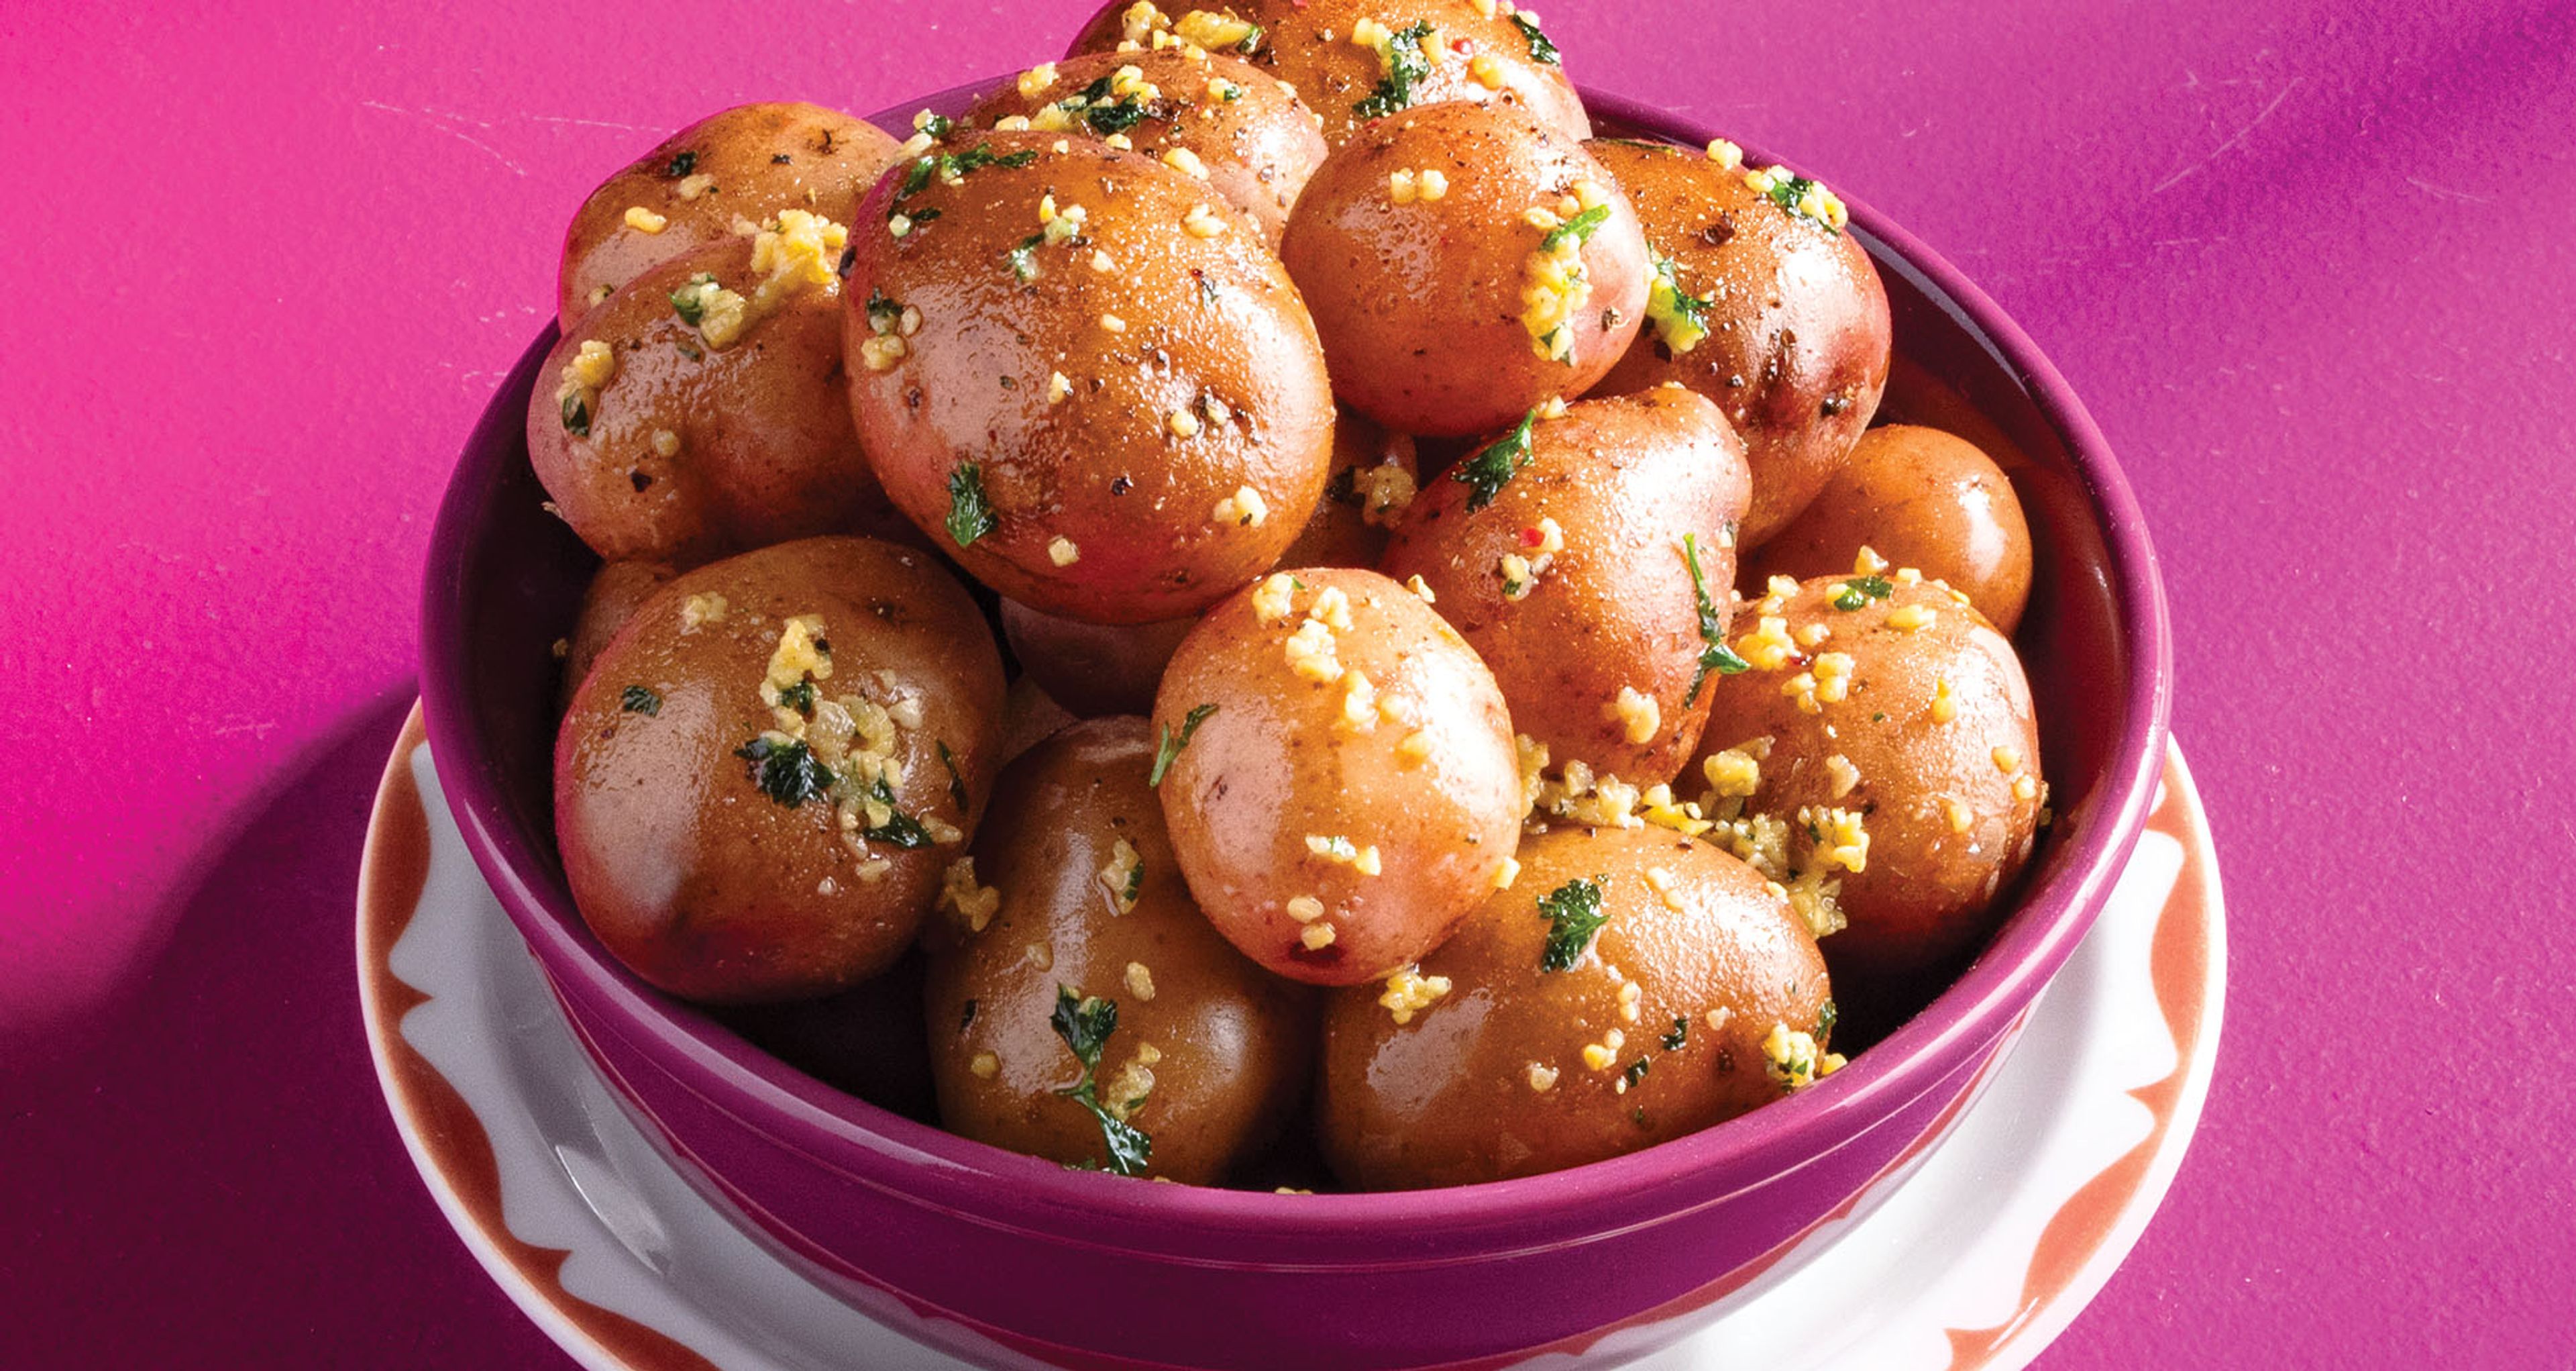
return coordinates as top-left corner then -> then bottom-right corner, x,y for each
1,1 -> 2568,1367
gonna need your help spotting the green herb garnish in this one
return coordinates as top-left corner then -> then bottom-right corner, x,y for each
777,680 -> 816,717
1541,203 -> 1611,253
1682,533 -> 1751,705
938,740 -> 969,814
1148,703 -> 1218,786
1352,20 -> 1435,119
859,776 -> 935,848
946,462 -> 996,548
735,737 -> 837,807
1071,77 -> 1153,136
916,113 -> 955,140
559,392 -> 591,437
1006,232 -> 1046,282
664,150 -> 698,178
1537,874 -> 1609,972
1760,172 -> 1841,234
1049,985 -> 1154,1176
619,685 -> 661,716
1817,999 -> 1838,1047
669,272 -> 717,325
1622,1057 -> 1652,1089
865,289 -> 902,335
889,143 -> 1038,224
1453,408 -> 1538,512
1508,13 -> 1559,64
1661,1016 -> 1689,1052
1831,575 -> 1894,611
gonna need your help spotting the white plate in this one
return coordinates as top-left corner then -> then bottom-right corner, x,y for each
359,707 -> 2223,1371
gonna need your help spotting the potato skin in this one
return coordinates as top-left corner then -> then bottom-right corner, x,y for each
555,538 -> 1006,1004
1380,388 -> 1751,786
1318,827 -> 1831,1190
1000,600 -> 1196,718
1686,575 -> 2042,984
1281,102 -> 1648,437
1743,425 -> 2033,636
1283,405 -> 1421,569
557,560 -> 675,717
967,50 -> 1328,248
1153,568 -> 1523,986
529,236 -> 913,568
1589,138 -> 1892,548
1067,0 -> 1591,148
843,132 -> 1335,624
922,718 -> 1317,1183
557,103 -> 903,328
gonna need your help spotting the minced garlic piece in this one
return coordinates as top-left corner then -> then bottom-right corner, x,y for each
1339,670 -> 1377,733
1285,895 -> 1326,923
1994,745 -> 2023,774
1351,464 -> 1417,527
1470,53 -> 1506,88
2014,773 -> 2041,803
1518,202 -> 1594,361
680,592 -> 729,631
1715,811 -> 1790,884
1397,729 -> 1435,762
1309,585 -> 1354,631
1379,966 -> 1453,1025
1099,312 -> 1128,333
1304,833 -> 1383,875
1825,754 -> 1860,799
1300,922 -> 1338,950
1212,485 -> 1267,527
1492,855 -> 1521,891
1283,617 -> 1344,683
1643,866 -> 1685,912
675,172 -> 717,201
1801,805 -> 1870,874
1100,837 -> 1143,914
1118,0 -> 1168,45
1706,138 -> 1745,170
1046,371 -> 1072,404
859,334 -> 908,371
938,856 -> 1001,933
1943,796 -> 1976,833
1018,62 -> 1060,97
1169,409 -> 1203,438
1024,942 -> 1054,970
971,1052 -> 1000,1079
1526,1062 -> 1560,1093
1163,147 -> 1210,179
1609,687 -> 1661,745
1617,979 -> 1645,1022
1389,169 -> 1419,205
1931,676 -> 1958,724
1175,8 -> 1256,48
1763,1021 -> 1823,1091
1794,621 -> 1833,650
1103,1054 -> 1155,1120
1183,203 -> 1230,238
623,206 -> 668,234
1735,616 -> 1800,671
1251,572 -> 1297,625
1854,546 -> 1891,576
1417,168 -> 1449,201
1124,961 -> 1157,1002
1581,1027 -> 1627,1072
1704,745 -> 1763,800
1049,536 -> 1081,566
1888,603 -> 1935,632
650,428 -> 682,458
1705,1005 -> 1734,1031
568,339 -> 617,389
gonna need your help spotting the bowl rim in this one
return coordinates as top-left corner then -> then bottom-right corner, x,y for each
421,83 -> 2173,1253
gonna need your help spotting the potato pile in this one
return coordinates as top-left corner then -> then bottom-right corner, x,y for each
533,0 -> 2045,1191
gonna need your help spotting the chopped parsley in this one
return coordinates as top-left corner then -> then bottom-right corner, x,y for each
559,392 -> 590,437
1453,408 -> 1538,512
735,737 -> 837,808
1661,1016 -> 1689,1052
1622,1057 -> 1652,1089
946,462 -> 996,548
669,272 -> 717,325
1541,203 -> 1611,253
860,776 -> 935,848
663,150 -> 698,178
864,289 -> 903,336
1352,20 -> 1435,119
1682,533 -> 1751,705
1148,703 -> 1218,786
1049,985 -> 1154,1176
1760,172 -> 1842,235
916,113 -> 956,140
1006,232 -> 1045,283
1831,575 -> 1895,611
1508,13 -> 1560,65
938,740 -> 969,813
836,244 -> 857,279
619,684 -> 662,716
777,680 -> 816,717
1818,999 -> 1838,1047
1121,855 -> 1145,906
1537,874 -> 1609,973
1070,76 -> 1154,136
890,143 -> 1039,224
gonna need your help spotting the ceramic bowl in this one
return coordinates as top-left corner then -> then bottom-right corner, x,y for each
420,84 -> 2170,1371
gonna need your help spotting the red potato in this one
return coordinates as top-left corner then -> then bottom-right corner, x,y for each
842,132 -> 1336,624
1067,0 -> 1591,148
1152,568 -> 1523,985
1281,101 -> 1648,437
1000,601 -> 1197,719
557,560 -> 675,716
557,103 -> 904,328
1380,387 -> 1752,786
1589,137 -> 1892,548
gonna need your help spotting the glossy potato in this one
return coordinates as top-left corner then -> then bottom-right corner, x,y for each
1743,424 -> 2033,636
1318,826 -> 1834,1189
1380,388 -> 1751,785
1067,0 -> 1590,148
967,50 -> 1328,248
530,230 -> 913,568
557,102 -> 904,328
1589,138 -> 1892,547
1281,101 -> 1648,436
1282,405 -> 1421,568
922,718 -> 1318,1183
557,559 -> 674,716
999,600 -> 1196,719
555,538 -> 1007,1004
1152,568 -> 1523,985
1684,574 -> 2043,986
843,132 -> 1336,624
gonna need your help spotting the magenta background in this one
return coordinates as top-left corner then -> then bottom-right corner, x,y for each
1,1 -> 2567,1366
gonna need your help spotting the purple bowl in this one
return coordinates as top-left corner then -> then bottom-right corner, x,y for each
421,85 -> 2170,1370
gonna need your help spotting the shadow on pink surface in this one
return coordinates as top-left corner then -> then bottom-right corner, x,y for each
0,691 -> 572,1369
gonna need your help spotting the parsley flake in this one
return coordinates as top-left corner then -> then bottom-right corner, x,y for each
1049,985 -> 1154,1176
1661,1016 -> 1689,1052
1818,999 -> 1839,1047
1541,203 -> 1611,253
1831,575 -> 1894,611
559,392 -> 590,437
946,462 -> 997,548
1006,232 -> 1045,283
1509,12 -> 1560,64
1682,534 -> 1751,705
860,777 -> 935,848
1352,21 -> 1435,119
619,685 -> 661,716
735,738 -> 837,808
1453,409 -> 1539,512
1148,703 -> 1218,786
1622,1057 -> 1652,1089
777,680 -> 816,717
669,272 -> 717,325
938,740 -> 969,814
664,150 -> 698,178
1538,874 -> 1609,972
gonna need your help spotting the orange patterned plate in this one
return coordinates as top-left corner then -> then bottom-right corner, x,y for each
359,703 -> 2222,1370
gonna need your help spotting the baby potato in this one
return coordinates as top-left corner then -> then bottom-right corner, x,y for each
923,718 -> 1317,1183
555,538 -> 1007,1005
530,224 -> 914,568
1281,101 -> 1648,437
967,50 -> 1328,248
1318,826 -> 1835,1190
1067,0 -> 1590,148
843,132 -> 1336,625
1743,424 -> 2034,636
1683,574 -> 2043,987
1380,387 -> 1752,786
1283,405 -> 1421,568
1152,568 -> 1523,986
1589,138 -> 1892,548
999,600 -> 1196,719
557,560 -> 674,716
557,102 -> 904,328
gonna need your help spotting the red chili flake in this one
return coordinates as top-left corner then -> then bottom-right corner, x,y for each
1520,526 -> 1546,548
